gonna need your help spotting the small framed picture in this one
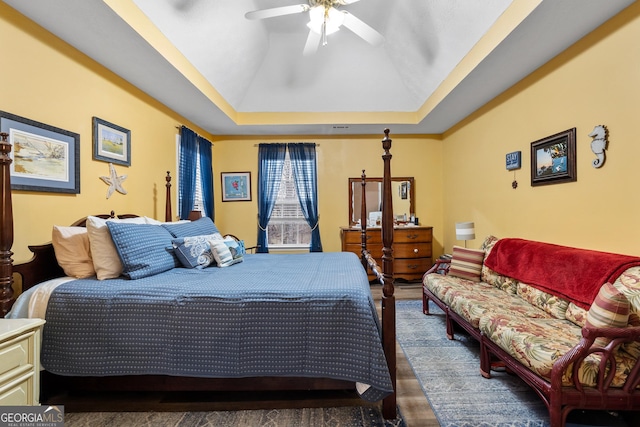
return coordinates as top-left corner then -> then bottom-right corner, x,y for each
531,128 -> 576,186
505,151 -> 521,170
0,110 -> 80,194
92,117 -> 131,166
221,172 -> 251,202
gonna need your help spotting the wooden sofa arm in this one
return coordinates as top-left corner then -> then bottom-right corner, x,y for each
424,258 -> 451,276
551,325 -> 640,393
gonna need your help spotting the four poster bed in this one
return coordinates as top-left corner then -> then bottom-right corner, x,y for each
0,129 -> 398,418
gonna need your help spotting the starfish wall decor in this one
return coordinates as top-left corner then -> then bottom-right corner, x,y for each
100,163 -> 128,199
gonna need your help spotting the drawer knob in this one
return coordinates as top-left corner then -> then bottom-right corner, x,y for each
414,248 -> 419,253
407,234 -> 419,239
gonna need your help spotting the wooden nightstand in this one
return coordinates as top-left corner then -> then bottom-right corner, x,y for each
0,318 -> 45,406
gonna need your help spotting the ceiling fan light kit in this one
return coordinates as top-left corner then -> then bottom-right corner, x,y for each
245,0 -> 384,54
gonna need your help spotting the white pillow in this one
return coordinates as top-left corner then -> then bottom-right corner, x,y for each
143,216 -> 190,225
86,215 -> 147,280
51,226 -> 95,278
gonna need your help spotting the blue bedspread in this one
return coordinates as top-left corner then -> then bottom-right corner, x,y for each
41,252 -> 393,400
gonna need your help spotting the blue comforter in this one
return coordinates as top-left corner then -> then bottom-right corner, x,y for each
40,252 -> 393,400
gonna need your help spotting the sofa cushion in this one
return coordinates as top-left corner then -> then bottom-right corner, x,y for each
517,282 -> 570,320
448,246 -> 484,282
448,286 -> 552,329
424,273 -> 480,306
565,302 -> 588,327
479,314 -> 637,388
479,235 -> 518,294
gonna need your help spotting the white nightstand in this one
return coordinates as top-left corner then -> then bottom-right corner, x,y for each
0,318 -> 45,406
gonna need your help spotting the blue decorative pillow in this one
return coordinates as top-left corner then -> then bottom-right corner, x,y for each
106,222 -> 178,279
172,233 -> 222,269
161,217 -> 219,238
209,237 -> 244,267
224,237 -> 246,259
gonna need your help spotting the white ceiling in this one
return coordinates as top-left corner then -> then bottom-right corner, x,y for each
3,0 -> 635,136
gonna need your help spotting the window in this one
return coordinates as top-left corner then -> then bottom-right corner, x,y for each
267,152 -> 311,248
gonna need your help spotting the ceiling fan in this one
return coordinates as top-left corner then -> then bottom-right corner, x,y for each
245,0 -> 385,55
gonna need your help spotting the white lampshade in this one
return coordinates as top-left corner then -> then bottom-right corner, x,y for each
455,222 -> 476,241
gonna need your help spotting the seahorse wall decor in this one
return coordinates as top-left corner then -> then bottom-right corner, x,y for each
589,124 -> 608,168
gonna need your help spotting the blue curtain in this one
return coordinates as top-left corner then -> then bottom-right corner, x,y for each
257,143 -> 286,253
198,135 -> 214,220
288,143 -> 322,252
178,126 -> 198,220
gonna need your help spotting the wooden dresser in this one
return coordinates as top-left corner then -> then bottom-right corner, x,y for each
341,226 -> 433,282
0,318 -> 45,405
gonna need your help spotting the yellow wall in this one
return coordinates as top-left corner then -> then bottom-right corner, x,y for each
0,3 -> 210,263
4,0 -> 639,286
211,135 -> 444,254
441,2 -> 640,255
0,3 -> 445,269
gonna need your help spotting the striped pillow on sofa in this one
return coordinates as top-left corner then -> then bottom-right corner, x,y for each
448,246 -> 485,282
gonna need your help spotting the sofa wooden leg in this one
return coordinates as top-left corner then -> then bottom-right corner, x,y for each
422,293 -> 430,315
480,337 -> 493,378
445,312 -> 455,340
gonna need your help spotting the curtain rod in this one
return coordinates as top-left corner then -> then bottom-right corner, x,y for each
176,125 -> 214,146
253,143 -> 320,147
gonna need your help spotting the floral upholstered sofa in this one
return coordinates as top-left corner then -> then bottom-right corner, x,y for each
422,236 -> 640,427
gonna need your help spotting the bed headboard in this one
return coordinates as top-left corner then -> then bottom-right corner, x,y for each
0,131 -> 175,317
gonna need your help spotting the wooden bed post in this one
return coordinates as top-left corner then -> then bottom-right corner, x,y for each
0,132 -> 14,317
380,129 -> 396,419
360,169 -> 368,271
165,171 -> 172,222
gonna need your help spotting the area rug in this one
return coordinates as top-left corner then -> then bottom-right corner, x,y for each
63,406 -> 405,426
396,300 -> 550,427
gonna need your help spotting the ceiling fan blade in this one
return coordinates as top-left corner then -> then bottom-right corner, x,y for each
341,11 -> 384,46
303,29 -> 322,56
245,4 -> 310,20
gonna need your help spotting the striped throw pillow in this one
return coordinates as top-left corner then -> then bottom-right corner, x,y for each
448,246 -> 485,282
586,282 -> 629,329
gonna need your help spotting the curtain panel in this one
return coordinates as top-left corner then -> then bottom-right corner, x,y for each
257,143 -> 287,253
288,143 -> 322,252
198,135 -> 214,220
178,126 -> 198,220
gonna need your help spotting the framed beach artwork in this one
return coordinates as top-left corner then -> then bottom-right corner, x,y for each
0,111 -> 80,193
92,117 -> 131,166
530,128 -> 576,187
221,172 -> 251,202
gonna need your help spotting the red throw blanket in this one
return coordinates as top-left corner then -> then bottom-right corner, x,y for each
483,238 -> 640,310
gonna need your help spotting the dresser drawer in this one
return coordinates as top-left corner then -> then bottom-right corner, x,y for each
394,258 -> 432,275
0,370 -> 33,405
394,243 -> 432,259
342,229 -> 382,245
394,228 -> 432,243
0,333 -> 32,378
0,319 -> 45,406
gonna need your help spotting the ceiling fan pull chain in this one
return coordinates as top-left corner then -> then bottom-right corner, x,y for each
322,8 -> 328,46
